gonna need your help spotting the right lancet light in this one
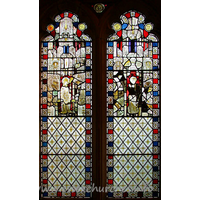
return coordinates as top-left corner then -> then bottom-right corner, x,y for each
106,10 -> 160,198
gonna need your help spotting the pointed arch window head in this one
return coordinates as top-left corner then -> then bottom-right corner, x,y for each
44,12 -> 91,42
41,12 -> 92,198
108,10 -> 158,43
106,10 -> 160,198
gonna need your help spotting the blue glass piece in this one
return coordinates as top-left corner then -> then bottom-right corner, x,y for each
108,142 -> 113,147
43,142 -> 47,147
108,192 -> 113,197
129,41 -> 131,52
153,91 -> 158,96
86,142 -> 91,147
108,66 -> 113,70
152,42 -> 158,47
55,22 -> 60,28
86,117 -> 91,122
42,117 -> 47,122
86,167 -> 90,172
73,22 -> 78,28
153,166 -> 158,171
153,66 -> 158,70
43,42 -> 48,47
134,41 -> 137,53
121,23 -> 128,29
108,91 -> 113,96
153,117 -> 158,122
63,46 -> 66,53
108,42 -> 113,47
108,117 -> 113,122
42,67 -> 47,71
43,167 -> 47,172
86,42 -> 91,46
86,91 -> 91,96
43,192 -> 48,197
42,92 -> 47,97
138,23 -> 145,30
67,46 -> 69,53
153,192 -> 158,197
108,167 -> 113,172
85,193 -> 90,197
153,141 -> 158,146
86,67 -> 91,70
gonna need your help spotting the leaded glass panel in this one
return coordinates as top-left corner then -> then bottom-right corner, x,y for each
106,10 -> 160,198
40,12 -> 92,198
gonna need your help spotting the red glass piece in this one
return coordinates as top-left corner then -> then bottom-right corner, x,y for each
108,104 -> 113,109
43,179 -> 47,184
50,30 -> 56,37
117,30 -> 122,37
153,179 -> 158,184
153,79 -> 158,84
108,179 -> 113,184
143,30 -> 149,38
120,42 -> 122,50
125,12 -> 131,18
60,13 -> 64,18
123,192 -> 128,197
153,104 -> 158,109
68,13 -> 73,18
86,155 -> 91,159
86,104 -> 91,109
86,130 -> 91,134
108,155 -> 113,159
143,42 -> 149,51
86,54 -> 91,59
153,155 -> 158,159
57,192 -> 62,197
86,79 -> 91,83
108,54 -> 113,59
153,129 -> 158,134
86,180 -> 91,184
130,71 -> 136,76
71,192 -> 76,197
108,79 -> 113,84
108,129 -> 113,134
135,12 -> 140,18
43,79 -> 47,84
43,155 -> 47,159
77,29 -> 82,37
42,104 -> 47,109
42,130 -> 47,134
153,54 -> 158,59
43,55 -> 48,59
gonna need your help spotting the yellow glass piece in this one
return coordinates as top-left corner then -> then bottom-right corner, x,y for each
124,60 -> 131,67
78,23 -> 86,31
145,23 -> 153,32
65,19 -> 67,30
113,23 -> 121,31
47,24 -> 54,32
94,3 -> 105,13
145,61 -> 152,69
147,104 -> 152,109
148,87 -> 152,92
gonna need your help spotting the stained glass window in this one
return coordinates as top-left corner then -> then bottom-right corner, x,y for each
106,10 -> 160,198
40,12 -> 92,198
